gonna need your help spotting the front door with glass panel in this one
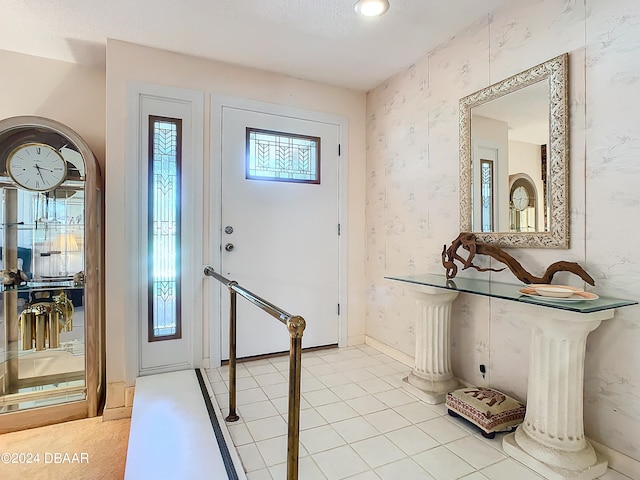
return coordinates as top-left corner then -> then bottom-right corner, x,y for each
220,107 -> 340,359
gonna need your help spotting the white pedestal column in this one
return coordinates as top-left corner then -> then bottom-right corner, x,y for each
401,285 -> 459,404
503,308 -> 614,480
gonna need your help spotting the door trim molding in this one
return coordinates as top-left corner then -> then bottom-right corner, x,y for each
209,95 -> 349,367
125,82 -> 204,382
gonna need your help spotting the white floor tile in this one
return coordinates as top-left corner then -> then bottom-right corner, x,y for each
317,372 -> 354,387
350,435 -> 407,469
459,473 -> 490,480
416,416 -> 469,444
344,368 -> 377,383
445,436 -> 506,469
316,401 -> 360,423
413,445 -> 475,480
322,352 -> 350,364
260,382 -> 289,399
235,387 -> 269,406
364,408 -> 411,433
373,388 -> 416,408
385,425 -> 439,455
256,434 -> 309,468
246,468 -> 273,480
300,424 -> 347,454
205,346 -> 629,480
365,364 -> 398,377
211,380 -> 229,394
237,400 -> 280,422
245,362 -> 278,376
393,401 -> 441,423
333,416 -> 381,443
358,377 -> 394,394
340,348 -> 370,360
304,388 -> 342,407
332,383 -> 369,401
302,376 -> 331,393
237,443 -> 267,472
269,456 -> 326,480
228,423 -> 255,446
299,407 -> 328,430
245,416 -> 288,442
306,363 -> 340,377
375,458 -> 435,480
479,458 -> 544,480
596,471 -> 633,480
254,371 -> 287,387
344,471 -> 381,480
346,395 -> 388,415
313,445 -> 370,480
234,376 -> 260,391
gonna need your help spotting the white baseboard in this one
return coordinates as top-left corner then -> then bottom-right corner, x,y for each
364,335 -> 414,367
590,439 -> 640,479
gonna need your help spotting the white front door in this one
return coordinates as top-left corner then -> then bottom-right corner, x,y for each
219,106 -> 340,359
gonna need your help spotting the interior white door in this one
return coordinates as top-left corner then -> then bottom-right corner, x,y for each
220,107 -> 340,359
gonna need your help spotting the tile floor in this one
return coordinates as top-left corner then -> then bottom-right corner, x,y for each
205,344 -> 631,480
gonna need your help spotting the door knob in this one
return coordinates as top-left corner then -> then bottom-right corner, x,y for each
224,243 -> 235,252
225,226 -> 234,234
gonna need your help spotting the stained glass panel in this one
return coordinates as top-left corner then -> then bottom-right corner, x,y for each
149,117 -> 181,341
246,128 -> 320,184
480,159 -> 494,233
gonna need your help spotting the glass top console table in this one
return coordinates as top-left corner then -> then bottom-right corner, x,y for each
386,273 -> 637,480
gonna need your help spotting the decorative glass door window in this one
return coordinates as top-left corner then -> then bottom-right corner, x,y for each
246,128 -> 320,184
480,159 -> 494,232
148,116 -> 182,341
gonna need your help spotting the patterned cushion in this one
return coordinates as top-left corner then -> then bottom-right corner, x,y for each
446,387 -> 525,435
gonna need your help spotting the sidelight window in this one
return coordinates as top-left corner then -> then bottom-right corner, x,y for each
148,116 -> 182,341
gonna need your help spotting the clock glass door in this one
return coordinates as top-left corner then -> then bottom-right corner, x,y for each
0,125 -> 91,424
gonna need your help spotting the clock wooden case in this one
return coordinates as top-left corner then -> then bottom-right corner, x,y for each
0,116 -> 103,433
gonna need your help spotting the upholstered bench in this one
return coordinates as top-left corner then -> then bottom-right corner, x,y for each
446,387 -> 525,439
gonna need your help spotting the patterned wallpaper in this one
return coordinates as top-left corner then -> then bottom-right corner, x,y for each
365,0 -> 640,462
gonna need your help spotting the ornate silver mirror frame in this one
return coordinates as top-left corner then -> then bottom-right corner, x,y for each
459,53 -> 569,248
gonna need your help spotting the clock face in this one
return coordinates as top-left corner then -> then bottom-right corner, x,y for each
6,142 -> 67,192
512,186 -> 529,211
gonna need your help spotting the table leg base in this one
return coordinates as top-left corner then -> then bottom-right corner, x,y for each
401,375 -> 457,405
503,433 -> 608,480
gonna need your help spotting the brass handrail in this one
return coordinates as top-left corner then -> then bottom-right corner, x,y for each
204,266 -> 305,480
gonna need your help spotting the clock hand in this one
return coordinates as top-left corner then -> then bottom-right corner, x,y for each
34,164 -> 46,182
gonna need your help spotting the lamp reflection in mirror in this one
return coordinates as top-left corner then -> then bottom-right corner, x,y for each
52,232 -> 79,276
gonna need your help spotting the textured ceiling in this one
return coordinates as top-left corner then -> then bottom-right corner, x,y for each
1,0 -> 519,91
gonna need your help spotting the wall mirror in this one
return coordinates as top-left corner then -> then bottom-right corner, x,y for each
459,53 -> 569,248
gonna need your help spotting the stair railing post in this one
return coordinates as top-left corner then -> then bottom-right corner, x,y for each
286,315 -> 305,480
225,284 -> 239,422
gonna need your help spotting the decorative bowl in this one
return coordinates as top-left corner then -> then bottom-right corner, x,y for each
534,286 -> 576,298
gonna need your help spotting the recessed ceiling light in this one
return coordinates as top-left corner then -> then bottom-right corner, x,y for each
354,0 -> 390,17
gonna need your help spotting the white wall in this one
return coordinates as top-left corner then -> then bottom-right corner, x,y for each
366,0 -> 640,463
0,49 -> 106,168
105,40 -> 367,410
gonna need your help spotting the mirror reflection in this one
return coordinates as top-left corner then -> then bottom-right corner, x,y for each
459,53 -> 569,248
471,80 -> 549,233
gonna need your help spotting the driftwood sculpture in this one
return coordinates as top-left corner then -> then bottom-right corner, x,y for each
441,232 -> 595,286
